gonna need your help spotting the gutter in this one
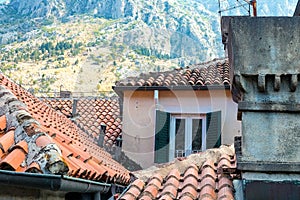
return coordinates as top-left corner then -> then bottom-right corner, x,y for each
0,170 -> 111,193
112,85 -> 230,93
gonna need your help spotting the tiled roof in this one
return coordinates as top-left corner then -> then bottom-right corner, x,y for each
115,59 -> 230,87
0,73 -> 130,185
119,145 -> 237,200
41,98 -> 122,147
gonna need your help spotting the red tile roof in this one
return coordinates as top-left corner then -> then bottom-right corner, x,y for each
41,98 -> 122,147
115,59 -> 230,87
119,145 -> 237,200
0,73 -> 130,185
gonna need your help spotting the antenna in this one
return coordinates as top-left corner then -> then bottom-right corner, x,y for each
218,0 -> 257,16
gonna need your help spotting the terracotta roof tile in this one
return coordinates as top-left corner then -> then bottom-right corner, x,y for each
13,140 -> 29,154
141,184 -> 160,199
25,161 -> 42,173
119,193 -> 137,200
217,185 -> 234,200
0,129 -> 14,154
125,184 -> 142,198
0,115 -> 6,132
116,59 -> 230,88
217,175 -> 233,190
41,97 -> 122,147
120,145 -> 237,200
0,148 -> 26,171
199,176 -> 216,191
160,184 -> 178,199
159,195 -> 173,200
0,73 -> 130,185
178,195 -> 194,200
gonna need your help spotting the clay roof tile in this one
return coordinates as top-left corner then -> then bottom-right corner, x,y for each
121,146 -> 236,199
115,59 -> 230,88
0,73 -> 129,185
0,115 -> 6,132
0,148 -> 26,171
0,129 -> 15,153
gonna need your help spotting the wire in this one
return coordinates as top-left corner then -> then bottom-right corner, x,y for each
218,0 -> 251,16
218,0 -> 222,17
236,0 -> 250,12
218,2 -> 250,13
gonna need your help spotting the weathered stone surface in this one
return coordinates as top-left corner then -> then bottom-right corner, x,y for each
224,16 -> 300,173
224,16 -> 300,75
231,74 -> 300,119
241,112 -> 300,163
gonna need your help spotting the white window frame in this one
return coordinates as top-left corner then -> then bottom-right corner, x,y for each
169,114 -> 206,161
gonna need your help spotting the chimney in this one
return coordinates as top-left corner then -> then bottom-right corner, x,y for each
222,16 -> 300,199
98,124 -> 106,147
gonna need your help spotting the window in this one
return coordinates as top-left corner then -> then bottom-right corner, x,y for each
169,114 -> 206,161
154,110 -> 221,163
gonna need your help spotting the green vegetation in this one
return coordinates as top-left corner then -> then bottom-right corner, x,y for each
133,46 -> 170,60
0,14 -> 187,97
0,40 -> 84,63
1,63 -> 19,73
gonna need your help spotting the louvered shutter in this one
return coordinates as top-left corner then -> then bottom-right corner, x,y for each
206,111 -> 221,149
154,110 -> 170,163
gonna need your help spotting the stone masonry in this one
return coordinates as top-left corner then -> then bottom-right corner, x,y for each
222,17 -> 300,172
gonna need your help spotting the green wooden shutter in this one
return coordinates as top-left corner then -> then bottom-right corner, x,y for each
206,111 -> 221,149
154,110 -> 170,163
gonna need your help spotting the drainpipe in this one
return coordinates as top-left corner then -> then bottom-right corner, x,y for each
94,192 -> 101,200
154,90 -> 159,109
233,179 -> 244,200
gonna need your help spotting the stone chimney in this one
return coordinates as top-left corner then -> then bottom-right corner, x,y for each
222,16 -> 300,199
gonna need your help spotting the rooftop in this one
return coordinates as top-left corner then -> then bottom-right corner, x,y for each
119,145 -> 237,200
41,97 -> 122,147
114,58 -> 230,90
0,73 -> 130,185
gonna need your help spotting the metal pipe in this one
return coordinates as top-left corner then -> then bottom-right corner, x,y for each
94,192 -> 101,200
252,0 -> 257,16
0,170 -> 111,193
154,90 -> 159,109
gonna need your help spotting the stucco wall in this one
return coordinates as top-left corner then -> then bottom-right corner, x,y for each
0,185 -> 66,200
122,89 -> 241,168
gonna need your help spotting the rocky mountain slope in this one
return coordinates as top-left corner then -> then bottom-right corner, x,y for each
0,0 -> 297,96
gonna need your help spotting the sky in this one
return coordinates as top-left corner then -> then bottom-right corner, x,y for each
218,0 -> 298,16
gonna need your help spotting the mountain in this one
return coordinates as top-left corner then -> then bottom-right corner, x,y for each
0,0 -> 298,96
1,0 -> 222,62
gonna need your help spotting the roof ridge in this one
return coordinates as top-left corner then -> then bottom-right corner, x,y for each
187,57 -> 228,70
0,86 -> 69,174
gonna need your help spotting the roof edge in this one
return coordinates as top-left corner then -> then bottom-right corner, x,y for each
113,85 -> 230,93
